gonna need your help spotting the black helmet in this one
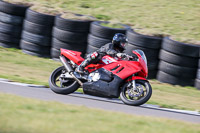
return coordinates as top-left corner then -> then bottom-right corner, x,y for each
112,33 -> 128,51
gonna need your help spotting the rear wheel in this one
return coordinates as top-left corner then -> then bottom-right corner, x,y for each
120,80 -> 152,106
49,66 -> 79,94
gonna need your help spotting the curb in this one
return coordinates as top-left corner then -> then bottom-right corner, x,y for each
0,78 -> 47,88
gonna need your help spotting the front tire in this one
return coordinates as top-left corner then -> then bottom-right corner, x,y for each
49,66 -> 79,94
120,80 -> 152,106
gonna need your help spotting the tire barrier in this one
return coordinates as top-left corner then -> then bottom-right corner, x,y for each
0,1 -> 28,17
195,55 -> 200,90
86,21 -> 131,55
23,20 -> 52,36
20,8 -> 54,57
125,29 -> 163,79
0,2 -> 200,89
25,8 -> 54,26
157,71 -> 195,86
195,79 -> 200,90
86,44 -> 99,54
162,37 -> 199,58
51,15 -> 93,59
55,15 -> 91,33
20,40 -> 50,55
157,37 -> 199,86
0,1 -> 30,48
87,34 -> 111,48
0,32 -> 20,48
0,12 -> 24,25
51,47 -> 60,59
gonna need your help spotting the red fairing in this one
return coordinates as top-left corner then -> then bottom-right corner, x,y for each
60,48 -> 84,65
101,52 -> 148,79
85,55 -> 119,73
126,76 -> 147,82
132,51 -> 148,77
85,64 -> 104,73
60,48 -> 148,80
103,61 -> 143,79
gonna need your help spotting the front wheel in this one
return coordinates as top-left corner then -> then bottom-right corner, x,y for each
120,80 -> 152,106
49,66 -> 80,94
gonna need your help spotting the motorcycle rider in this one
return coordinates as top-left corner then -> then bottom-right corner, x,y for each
76,33 -> 138,74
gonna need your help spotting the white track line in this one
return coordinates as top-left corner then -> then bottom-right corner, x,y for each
0,78 -> 199,116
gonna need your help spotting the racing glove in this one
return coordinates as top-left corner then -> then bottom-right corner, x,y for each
116,53 -> 130,59
116,53 -> 138,61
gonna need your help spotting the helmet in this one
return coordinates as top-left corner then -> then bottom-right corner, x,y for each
112,33 -> 128,51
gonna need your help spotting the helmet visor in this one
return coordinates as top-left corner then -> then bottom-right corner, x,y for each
121,42 -> 127,47
120,38 -> 128,48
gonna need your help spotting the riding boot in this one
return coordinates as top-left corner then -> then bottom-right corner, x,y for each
76,58 -> 92,74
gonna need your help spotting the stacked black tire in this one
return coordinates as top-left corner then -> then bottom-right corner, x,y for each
0,1 -> 30,48
157,37 -> 199,86
87,21 -> 130,54
195,52 -> 200,90
51,15 -> 92,59
20,8 -> 55,57
125,30 -> 162,79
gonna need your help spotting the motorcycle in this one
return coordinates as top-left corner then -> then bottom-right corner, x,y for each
49,48 -> 152,106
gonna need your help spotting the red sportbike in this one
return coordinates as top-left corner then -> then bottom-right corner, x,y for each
49,48 -> 152,106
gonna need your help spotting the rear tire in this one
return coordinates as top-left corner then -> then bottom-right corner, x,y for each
49,66 -> 79,94
120,80 -> 152,106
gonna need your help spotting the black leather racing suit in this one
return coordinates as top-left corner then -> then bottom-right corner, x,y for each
84,43 -> 123,66
77,43 -> 137,73
89,43 -> 122,62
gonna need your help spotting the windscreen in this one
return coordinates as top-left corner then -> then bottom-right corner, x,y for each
134,50 -> 147,65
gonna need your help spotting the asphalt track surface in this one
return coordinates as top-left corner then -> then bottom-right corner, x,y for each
0,81 -> 200,123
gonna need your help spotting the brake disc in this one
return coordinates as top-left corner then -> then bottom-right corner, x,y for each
128,84 -> 144,98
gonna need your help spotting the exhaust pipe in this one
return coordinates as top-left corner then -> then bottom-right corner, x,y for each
59,56 -> 73,72
59,56 -> 83,86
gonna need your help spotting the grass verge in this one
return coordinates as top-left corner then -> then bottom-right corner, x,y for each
0,47 -> 200,111
0,93 -> 199,133
0,47 -> 61,86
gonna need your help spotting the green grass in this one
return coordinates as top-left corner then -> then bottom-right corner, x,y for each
8,0 -> 200,44
101,22 -> 125,29
0,47 -> 61,86
0,47 -> 200,112
148,80 -> 200,111
0,93 -> 199,133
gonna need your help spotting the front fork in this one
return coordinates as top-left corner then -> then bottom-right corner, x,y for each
127,74 -> 137,90
126,75 -> 147,97
128,79 -> 139,94
131,80 -> 136,90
